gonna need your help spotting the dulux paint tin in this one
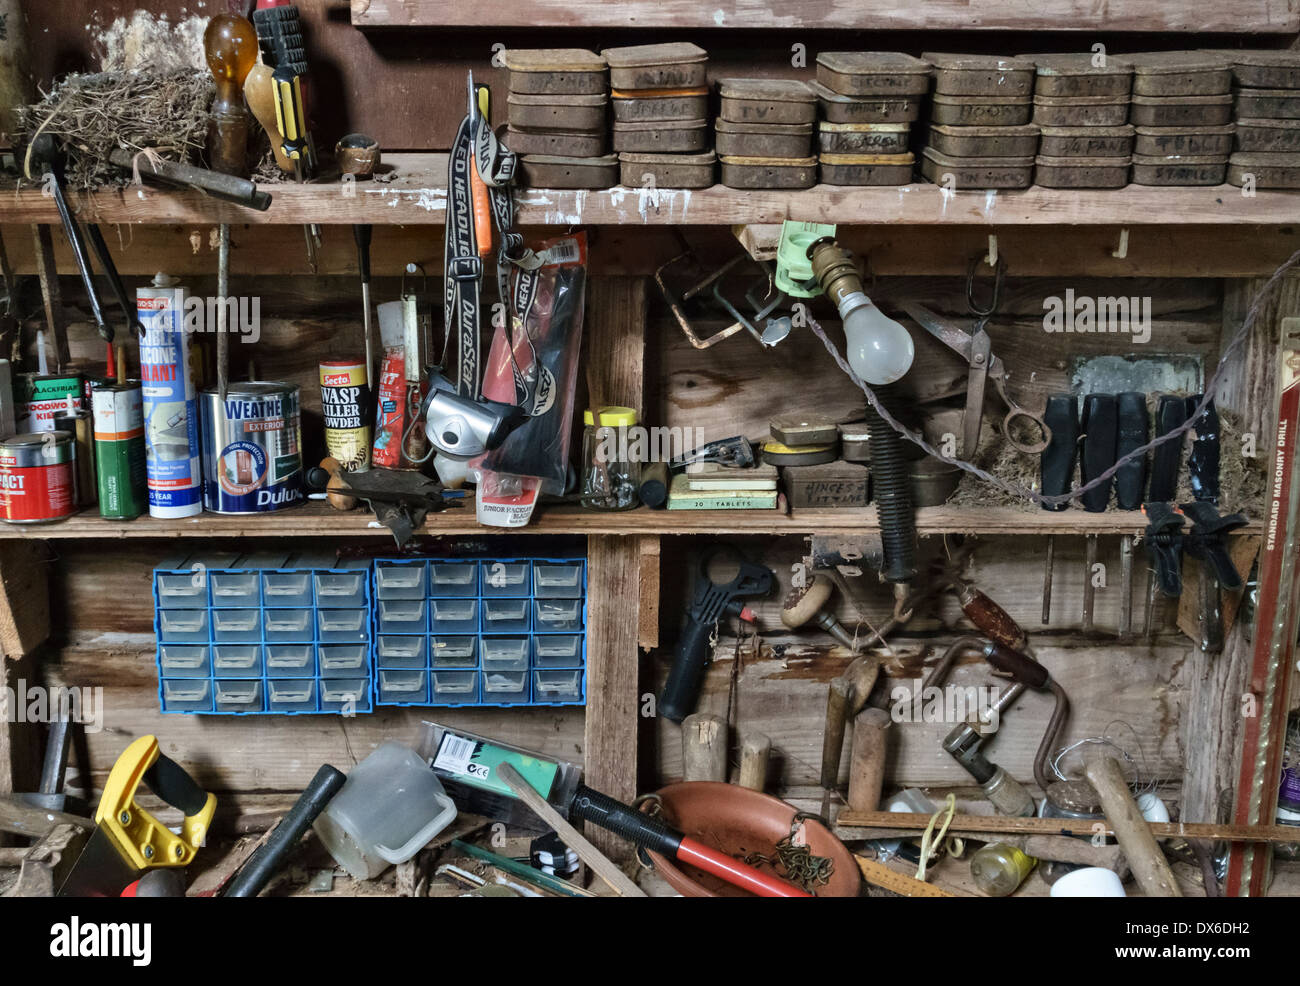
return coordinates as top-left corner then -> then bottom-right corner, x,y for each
0,431 -> 76,524
200,383 -> 304,513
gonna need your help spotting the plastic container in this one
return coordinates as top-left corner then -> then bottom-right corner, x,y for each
320,677 -> 370,713
261,607 -> 312,643
209,570 -> 260,607
479,562 -> 530,597
1049,866 -> 1126,897
212,643 -> 262,678
154,570 -> 214,608
318,643 -> 368,677
482,670 -> 530,704
314,569 -> 368,608
317,608 -> 369,643
534,669 -> 584,704
262,570 -> 312,607
533,561 -> 585,597
533,633 -> 584,668
212,608 -> 261,644
428,561 -> 479,597
160,678 -> 212,713
430,635 -> 478,669
268,678 -> 317,714
581,406 -> 642,510
313,742 -> 458,879
481,597 -> 532,633
214,679 -> 262,714
481,635 -> 531,672
430,598 -> 479,635
377,668 -> 428,705
377,598 -> 428,635
534,598 -> 584,632
432,670 -> 479,704
374,560 -> 427,599
157,608 -> 209,644
158,644 -> 210,678
264,642 -> 315,677
376,634 -> 428,670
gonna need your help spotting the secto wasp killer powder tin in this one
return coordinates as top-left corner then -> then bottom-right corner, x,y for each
200,383 -> 304,514
0,432 -> 76,524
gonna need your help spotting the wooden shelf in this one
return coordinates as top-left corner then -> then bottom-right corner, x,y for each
8,154 -> 1300,227
0,500 -> 1260,540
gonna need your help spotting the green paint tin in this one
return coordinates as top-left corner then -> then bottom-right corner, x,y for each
91,382 -> 147,520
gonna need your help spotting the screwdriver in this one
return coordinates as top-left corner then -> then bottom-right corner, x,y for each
353,224 -> 375,390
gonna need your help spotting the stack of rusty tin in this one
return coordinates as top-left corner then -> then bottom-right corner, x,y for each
504,49 -> 618,189
811,52 -> 931,185
715,78 -> 818,189
1128,52 -> 1234,185
919,53 -> 1038,189
1031,54 -> 1134,188
604,43 -> 715,189
1218,50 -> 1300,189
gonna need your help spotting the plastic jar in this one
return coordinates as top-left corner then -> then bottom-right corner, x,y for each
581,406 -> 641,510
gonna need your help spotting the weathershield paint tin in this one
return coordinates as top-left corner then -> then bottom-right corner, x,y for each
92,383 -> 147,520
0,432 -> 76,524
138,274 -> 202,518
200,383 -> 304,513
319,360 -> 372,471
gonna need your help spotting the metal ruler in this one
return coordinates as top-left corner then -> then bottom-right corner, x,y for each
854,856 -> 958,898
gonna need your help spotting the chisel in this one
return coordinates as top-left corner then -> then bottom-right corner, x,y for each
1187,395 -> 1221,505
1148,395 -> 1189,503
1039,394 -> 1079,625
1079,394 -> 1118,633
1114,392 -> 1149,639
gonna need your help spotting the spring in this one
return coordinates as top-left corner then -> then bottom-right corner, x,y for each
864,394 -> 916,583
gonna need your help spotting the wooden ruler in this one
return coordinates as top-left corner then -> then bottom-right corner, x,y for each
854,856 -> 959,897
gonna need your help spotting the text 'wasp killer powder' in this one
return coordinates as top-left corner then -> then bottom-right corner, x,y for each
319,360 -> 372,471
200,383 -> 304,513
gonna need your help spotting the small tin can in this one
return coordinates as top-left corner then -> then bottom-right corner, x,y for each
1032,94 -> 1130,128
931,94 -> 1033,127
1033,53 -> 1133,97
501,49 -> 608,95
920,147 -> 1035,189
319,360 -> 372,472
506,127 -> 607,158
611,88 -> 709,122
1228,152 -> 1300,189
51,407 -> 96,507
814,51 -> 933,97
0,431 -> 76,524
601,42 -> 708,90
14,373 -> 82,432
618,151 -> 716,189
717,79 -> 817,125
1037,125 -> 1134,158
92,382 -> 147,520
519,153 -> 620,189
200,382 -> 304,514
611,119 -> 708,153
819,152 -> 915,186
1034,154 -> 1132,188
506,92 -> 608,132
1236,117 -> 1300,153
718,155 -> 818,190
926,123 -> 1041,158
715,119 -> 814,158
923,52 -> 1036,97
817,122 -> 910,155
810,81 -> 921,124
1133,124 -> 1234,157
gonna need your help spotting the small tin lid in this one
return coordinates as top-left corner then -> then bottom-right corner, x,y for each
508,92 -> 608,107
929,123 -> 1041,137
921,146 -> 1035,167
715,118 -> 814,135
1237,116 -> 1300,129
1035,154 -> 1133,166
921,52 -> 1036,72
1033,53 -> 1133,76
601,42 -> 707,67
820,151 -> 915,164
522,153 -> 620,165
611,86 -> 709,99
718,78 -> 816,102
719,154 -> 818,166
202,380 -> 297,399
815,51 -> 932,74
808,80 -> 917,105
1034,93 -> 1130,105
2,430 -> 73,449
1038,124 -> 1135,137
1127,51 -> 1231,75
618,150 -> 717,164
1132,152 -> 1229,164
1229,151 -> 1300,166
613,118 -> 707,132
502,49 -> 607,72
1133,123 -> 1235,135
1130,93 -> 1233,105
583,406 -> 638,427
932,93 -> 1031,106
1205,48 -> 1300,68
1239,88 -> 1300,98
819,121 -> 909,133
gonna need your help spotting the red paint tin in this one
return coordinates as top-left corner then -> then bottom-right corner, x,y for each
0,431 -> 77,524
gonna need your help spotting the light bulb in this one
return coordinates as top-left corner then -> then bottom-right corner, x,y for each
840,292 -> 914,385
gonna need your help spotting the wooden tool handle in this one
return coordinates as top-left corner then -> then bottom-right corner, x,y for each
737,731 -> 770,792
847,708 -> 891,812
244,64 -> 295,173
819,676 -> 853,790
682,713 -> 728,782
1083,753 -> 1182,898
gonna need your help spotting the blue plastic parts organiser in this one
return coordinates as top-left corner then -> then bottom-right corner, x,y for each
372,557 -> 588,709
154,551 -> 374,715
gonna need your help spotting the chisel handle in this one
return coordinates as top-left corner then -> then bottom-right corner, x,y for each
1040,393 -> 1079,511
1148,395 -> 1189,503
1080,393 -> 1118,513
1114,392 -> 1150,511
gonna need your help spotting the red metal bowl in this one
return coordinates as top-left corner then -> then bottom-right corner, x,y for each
643,782 -> 861,897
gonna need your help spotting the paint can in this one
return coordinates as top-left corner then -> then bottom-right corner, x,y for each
200,382 -> 304,513
92,382 -> 147,520
319,359 -> 371,471
0,431 -> 76,524
14,373 -> 82,432
51,406 -> 96,507
138,273 -> 202,518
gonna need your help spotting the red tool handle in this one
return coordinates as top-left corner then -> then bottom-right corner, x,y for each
677,836 -> 812,898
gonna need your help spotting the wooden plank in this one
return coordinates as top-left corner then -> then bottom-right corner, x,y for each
639,537 -> 660,652
0,540 -> 49,659
351,0 -> 1299,32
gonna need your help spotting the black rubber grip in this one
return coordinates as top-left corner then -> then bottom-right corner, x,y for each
659,618 -> 715,723
982,641 -> 1049,689
1114,392 -> 1150,511
1079,394 -> 1118,513
1148,395 -> 1189,503
353,224 -> 372,282
638,462 -> 669,508
143,753 -> 209,817
1186,396 -> 1221,505
1040,393 -> 1080,512
569,785 -> 683,858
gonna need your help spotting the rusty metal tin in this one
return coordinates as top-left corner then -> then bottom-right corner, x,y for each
1037,125 -> 1134,157
1128,51 -> 1232,97
1033,94 -> 1131,128
618,151 -> 716,189
922,52 -> 1036,97
919,147 -> 1034,189
1129,93 -> 1233,127
1235,117 -> 1300,153
519,153 -> 619,189
926,123 -> 1040,158
931,94 -> 1032,127
501,49 -> 608,95
1227,152 -> 1300,188
1207,49 -> 1300,90
506,92 -> 607,132
601,43 -> 708,91
1034,154 -> 1131,188
611,88 -> 709,122
819,152 -> 915,186
1133,124 -> 1235,156
817,121 -> 910,155
612,118 -> 709,153
718,154 -> 817,189
810,81 -> 921,124
506,126 -> 607,157
717,79 -> 817,125
1235,88 -> 1300,120
1130,153 -> 1228,186
814,51 -> 932,96
715,119 -> 813,158
1033,53 -> 1133,97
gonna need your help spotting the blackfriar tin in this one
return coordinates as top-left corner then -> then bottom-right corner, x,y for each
92,382 -> 147,520
0,431 -> 76,524
200,383 -> 304,513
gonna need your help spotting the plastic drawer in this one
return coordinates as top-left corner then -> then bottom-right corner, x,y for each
376,634 -> 428,670
374,560 -> 427,599
482,670 -> 529,705
429,561 -> 479,597
532,561 -> 584,598
430,635 -> 478,670
480,561 -> 530,597
321,677 -> 371,713
262,570 -> 313,608
314,570 -> 368,609
214,679 -> 263,714
157,608 -> 210,644
265,643 -> 315,677
161,678 -> 212,713
212,644 -> 262,678
377,598 -> 428,635
431,670 -> 479,704
534,669 -> 584,704
262,608 -> 313,644
378,669 -> 428,704
430,598 -> 478,634
158,644 -> 210,678
317,608 -> 369,643
532,634 -> 584,669
534,598 -> 584,632
209,571 -> 260,608
481,597 -> 531,633
154,571 -> 210,608
318,644 -> 369,677
481,635 -> 530,673
268,678 -> 318,713
212,608 -> 262,643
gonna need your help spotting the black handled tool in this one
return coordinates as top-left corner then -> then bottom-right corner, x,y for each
1187,395 -> 1221,505
1148,395 -> 1189,503
106,147 -> 272,210
659,548 -> 774,722
1079,395 -> 1118,633
1039,394 -> 1079,624
1115,392 -> 1149,511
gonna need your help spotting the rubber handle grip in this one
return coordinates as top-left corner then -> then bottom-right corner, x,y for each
1186,395 -> 1221,505
353,224 -> 372,282
1148,395 -> 1189,503
1039,393 -> 1079,512
659,618 -> 715,723
569,785 -> 683,858
1114,392 -> 1149,511
1079,393 -> 1118,513
143,753 -> 210,817
982,641 -> 1049,689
